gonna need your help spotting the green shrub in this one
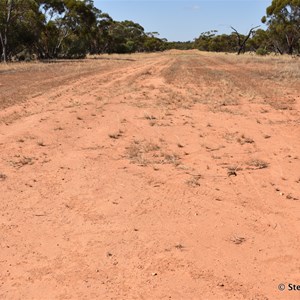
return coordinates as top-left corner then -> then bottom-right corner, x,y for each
256,48 -> 269,56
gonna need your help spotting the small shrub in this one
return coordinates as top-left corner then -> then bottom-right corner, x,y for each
256,48 -> 269,56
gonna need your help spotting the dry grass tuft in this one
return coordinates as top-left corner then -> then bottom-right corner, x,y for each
0,172 -> 7,181
227,165 -> 243,176
174,244 -> 185,250
230,235 -> 246,245
247,159 -> 269,170
109,129 -> 123,139
126,140 -> 160,166
186,175 -> 201,187
144,113 -> 157,120
10,156 -> 35,169
161,153 -> 181,166
237,134 -> 255,145
127,143 -> 148,165
126,139 -> 181,168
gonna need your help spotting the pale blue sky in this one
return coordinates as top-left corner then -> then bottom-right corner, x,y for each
94,0 -> 269,41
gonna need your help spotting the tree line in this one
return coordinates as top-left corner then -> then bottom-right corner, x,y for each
170,0 -> 300,56
0,0 -> 166,62
0,0 -> 300,62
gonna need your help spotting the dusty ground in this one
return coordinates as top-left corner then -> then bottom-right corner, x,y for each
0,50 -> 299,299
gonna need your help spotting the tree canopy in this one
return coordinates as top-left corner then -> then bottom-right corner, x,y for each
1,0 -> 300,61
262,0 -> 300,54
0,0 -> 166,61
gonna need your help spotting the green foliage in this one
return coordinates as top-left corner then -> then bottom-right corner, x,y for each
256,48 -> 269,55
105,20 -> 147,53
143,37 -> 165,52
0,0 -> 166,61
0,0 -> 42,61
262,0 -> 300,54
194,31 -> 239,52
1,0 -> 300,61
165,41 -> 194,50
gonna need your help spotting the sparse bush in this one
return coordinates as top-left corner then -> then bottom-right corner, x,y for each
256,48 -> 269,56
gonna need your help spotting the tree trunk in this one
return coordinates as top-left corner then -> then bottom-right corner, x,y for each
231,26 -> 260,55
286,34 -> 294,55
3,27 -> 8,62
0,0 -> 13,62
0,32 -> 6,62
2,44 -> 6,62
274,44 -> 283,55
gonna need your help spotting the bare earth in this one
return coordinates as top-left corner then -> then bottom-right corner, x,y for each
0,51 -> 299,299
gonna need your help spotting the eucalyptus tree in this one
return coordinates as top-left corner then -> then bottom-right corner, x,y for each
0,0 -> 167,61
262,0 -> 300,54
0,0 -> 41,61
37,0 -> 101,58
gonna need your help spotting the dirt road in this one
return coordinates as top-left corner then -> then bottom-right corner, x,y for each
0,51 -> 299,299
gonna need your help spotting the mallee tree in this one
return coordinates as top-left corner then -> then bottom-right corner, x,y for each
262,0 -> 300,54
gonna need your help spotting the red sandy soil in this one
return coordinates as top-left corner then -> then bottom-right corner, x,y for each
0,51 -> 299,299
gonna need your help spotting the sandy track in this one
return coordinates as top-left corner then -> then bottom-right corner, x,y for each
0,51 -> 299,299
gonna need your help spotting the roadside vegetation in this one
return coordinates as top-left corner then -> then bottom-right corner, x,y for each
0,0 -> 300,62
